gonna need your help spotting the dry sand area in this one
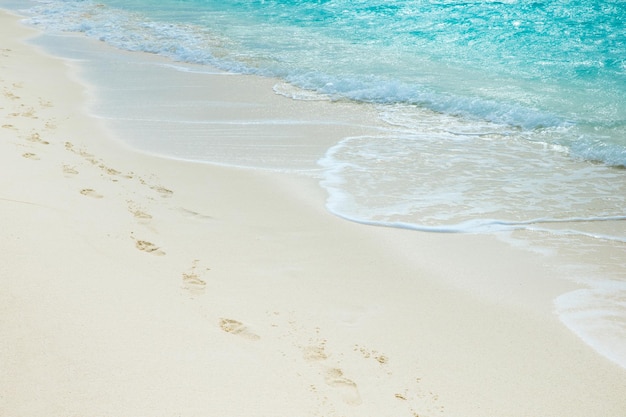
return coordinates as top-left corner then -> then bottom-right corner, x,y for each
1,10 -> 626,417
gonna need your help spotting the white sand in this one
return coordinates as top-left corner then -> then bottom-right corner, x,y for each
1,10 -> 626,417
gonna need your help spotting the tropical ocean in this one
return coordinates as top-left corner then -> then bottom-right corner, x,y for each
4,0 -> 625,368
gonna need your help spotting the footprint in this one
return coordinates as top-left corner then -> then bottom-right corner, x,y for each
80,188 -> 103,199
134,239 -> 166,256
26,132 -> 49,145
324,368 -> 362,405
182,259 -> 207,294
18,107 -> 37,119
65,142 -> 96,160
393,378 -> 446,417
354,345 -> 389,365
137,177 -> 173,197
38,98 -> 53,108
2,89 -> 19,100
127,201 -> 152,221
303,344 -> 328,362
153,185 -> 173,198
22,152 -> 39,160
132,210 -> 152,220
79,150 -> 94,159
219,318 -> 260,341
62,165 -> 79,175
376,355 -> 389,365
98,163 -> 121,176
182,272 -> 206,290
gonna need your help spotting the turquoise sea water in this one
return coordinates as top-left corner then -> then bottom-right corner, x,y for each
16,0 -> 626,145
5,0 -> 626,368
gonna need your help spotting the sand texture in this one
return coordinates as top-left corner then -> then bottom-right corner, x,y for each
1,10 -> 626,417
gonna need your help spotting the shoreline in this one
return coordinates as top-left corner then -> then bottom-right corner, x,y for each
2,9 -> 626,417
28,29 -> 387,174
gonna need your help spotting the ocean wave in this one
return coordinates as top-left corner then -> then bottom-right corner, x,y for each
319,131 -> 626,238
284,72 -> 566,130
569,136 -> 626,168
25,0 -> 243,70
23,1 -> 564,130
22,0 -> 626,168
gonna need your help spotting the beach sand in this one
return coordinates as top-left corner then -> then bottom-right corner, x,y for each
1,10 -> 625,417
